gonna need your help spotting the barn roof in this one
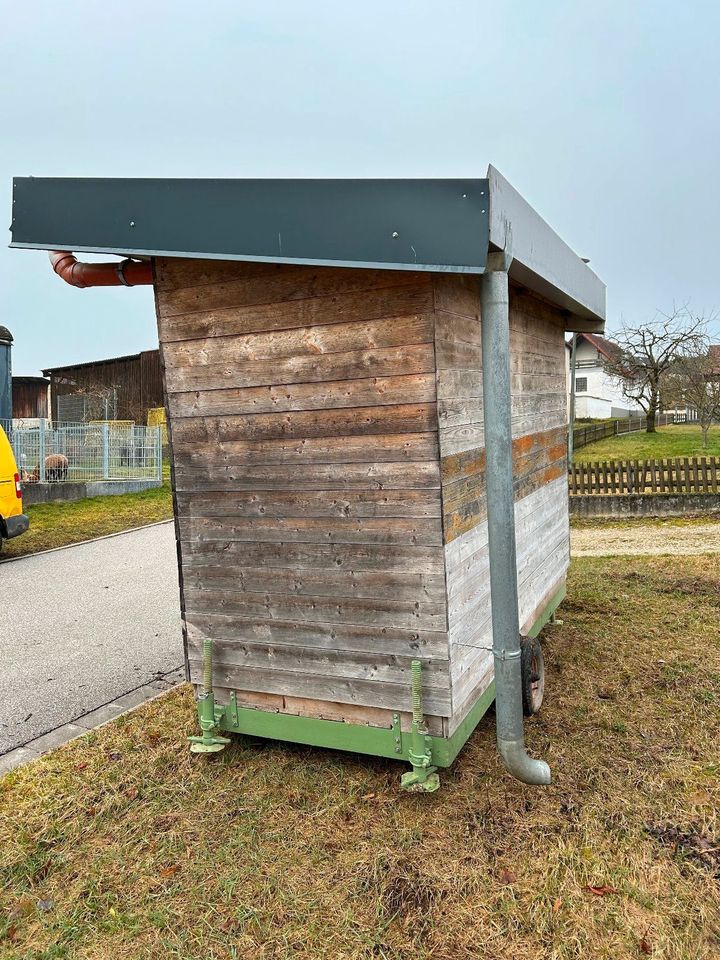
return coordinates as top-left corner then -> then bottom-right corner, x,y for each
42,351 -> 151,376
10,166 -> 605,332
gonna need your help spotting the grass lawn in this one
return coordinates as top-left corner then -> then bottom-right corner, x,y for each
1,556 -> 718,959
575,424 -> 720,463
0,481 -> 173,560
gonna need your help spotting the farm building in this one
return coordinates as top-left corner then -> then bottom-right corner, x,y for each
10,170 -> 605,790
42,348 -> 163,424
12,375 -> 50,422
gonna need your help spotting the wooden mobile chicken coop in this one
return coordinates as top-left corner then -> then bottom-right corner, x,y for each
10,170 -> 605,790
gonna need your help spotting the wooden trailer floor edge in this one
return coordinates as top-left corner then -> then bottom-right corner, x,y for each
212,584 -> 566,782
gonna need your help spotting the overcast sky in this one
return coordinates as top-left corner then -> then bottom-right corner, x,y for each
2,0 -> 719,375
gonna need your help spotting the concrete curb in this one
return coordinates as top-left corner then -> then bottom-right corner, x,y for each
569,492 -> 720,518
23,479 -> 163,507
0,666 -> 186,776
0,519 -> 174,565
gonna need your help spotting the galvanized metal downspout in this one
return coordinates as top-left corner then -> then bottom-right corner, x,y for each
480,251 -> 552,786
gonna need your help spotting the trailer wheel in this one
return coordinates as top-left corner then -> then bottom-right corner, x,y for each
521,637 -> 544,716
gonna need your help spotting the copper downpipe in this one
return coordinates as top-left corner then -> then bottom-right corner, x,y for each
48,251 -> 153,288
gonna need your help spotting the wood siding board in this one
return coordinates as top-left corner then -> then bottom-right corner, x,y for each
163,314 -> 435,368
156,258 -> 302,291
208,685 -> 445,735
188,662 -> 451,716
173,433 -> 439,467
171,404 -> 438,444
183,539 -> 445,574
173,460 -> 442,492
176,489 -> 442,520
187,637 -> 450,689
186,615 -> 449,659
434,311 -> 481,347
178,515 -> 444,547
164,343 -> 437,393
183,566 -> 447,602
183,588 -> 447,632
158,263 -> 430,319
432,274 -> 481,319
168,373 -> 437,419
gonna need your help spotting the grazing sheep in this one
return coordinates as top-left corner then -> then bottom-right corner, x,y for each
45,453 -> 68,482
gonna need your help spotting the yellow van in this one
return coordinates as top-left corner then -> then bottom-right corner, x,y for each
0,424 -> 29,548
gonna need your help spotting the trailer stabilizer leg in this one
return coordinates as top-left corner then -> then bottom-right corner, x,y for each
400,734 -> 440,793
189,635 -> 231,753
189,692 -> 230,754
400,660 -> 440,793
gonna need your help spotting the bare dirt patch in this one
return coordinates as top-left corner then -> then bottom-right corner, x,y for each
572,521 -> 720,556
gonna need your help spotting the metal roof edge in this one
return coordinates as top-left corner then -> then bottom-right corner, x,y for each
10,178 -> 490,275
487,165 -> 606,326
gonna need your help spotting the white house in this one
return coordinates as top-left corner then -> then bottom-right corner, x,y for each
570,333 -> 643,419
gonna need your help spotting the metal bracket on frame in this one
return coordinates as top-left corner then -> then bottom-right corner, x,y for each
392,712 -> 403,755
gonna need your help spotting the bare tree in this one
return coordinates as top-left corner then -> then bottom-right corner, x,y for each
73,383 -> 118,421
604,307 -> 708,433
668,350 -> 720,448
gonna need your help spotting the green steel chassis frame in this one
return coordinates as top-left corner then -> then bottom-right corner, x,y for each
191,585 -> 565,790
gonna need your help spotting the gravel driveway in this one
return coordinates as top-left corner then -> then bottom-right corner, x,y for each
571,521 -> 720,556
0,522 -> 182,754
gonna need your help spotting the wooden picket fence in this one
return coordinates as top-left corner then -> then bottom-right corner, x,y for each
572,414 -> 680,451
569,457 -> 720,495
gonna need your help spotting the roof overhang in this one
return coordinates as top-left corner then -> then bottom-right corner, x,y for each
10,169 -> 605,332
487,167 -> 605,332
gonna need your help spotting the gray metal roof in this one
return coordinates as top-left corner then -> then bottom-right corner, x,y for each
9,169 -> 605,331
487,167 -> 605,330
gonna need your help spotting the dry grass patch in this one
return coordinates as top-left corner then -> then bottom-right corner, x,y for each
1,556 -> 719,959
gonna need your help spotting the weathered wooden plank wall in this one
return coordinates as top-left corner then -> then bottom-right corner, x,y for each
434,280 -> 569,735
154,259 -> 451,731
154,259 -> 570,742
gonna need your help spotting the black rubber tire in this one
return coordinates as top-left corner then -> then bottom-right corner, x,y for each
521,636 -> 545,716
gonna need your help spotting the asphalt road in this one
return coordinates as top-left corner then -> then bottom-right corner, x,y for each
0,522 -> 182,754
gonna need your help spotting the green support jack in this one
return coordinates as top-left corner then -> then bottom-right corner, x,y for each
189,637 -> 230,754
400,660 -> 440,793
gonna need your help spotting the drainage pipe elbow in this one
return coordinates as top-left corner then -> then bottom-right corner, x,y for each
497,738 -> 552,786
48,251 -> 153,288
